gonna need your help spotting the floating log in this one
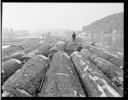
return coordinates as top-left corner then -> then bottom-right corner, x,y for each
23,42 -> 40,54
85,45 -> 123,67
70,51 -> 122,97
39,51 -> 85,97
2,51 -> 25,62
2,45 -> 24,58
2,55 -> 49,97
2,59 -> 23,85
66,41 -> 82,55
81,49 -> 123,92
49,41 -> 66,52
37,42 -> 52,57
48,41 -> 66,59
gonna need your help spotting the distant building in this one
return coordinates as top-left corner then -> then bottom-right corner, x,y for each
41,32 -> 51,40
14,30 -> 29,38
2,27 -> 10,40
2,28 -> 29,40
2,27 -> 16,41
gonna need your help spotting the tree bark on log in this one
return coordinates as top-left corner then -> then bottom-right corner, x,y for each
2,55 -> 49,97
39,51 -> 85,97
70,51 -> 121,97
81,49 -> 123,94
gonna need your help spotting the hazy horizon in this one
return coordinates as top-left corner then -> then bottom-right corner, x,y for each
2,3 -> 123,32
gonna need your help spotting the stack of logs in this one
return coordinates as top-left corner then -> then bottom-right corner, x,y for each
1,40 -> 123,97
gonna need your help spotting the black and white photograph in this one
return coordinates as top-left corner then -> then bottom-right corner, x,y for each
1,3 -> 124,97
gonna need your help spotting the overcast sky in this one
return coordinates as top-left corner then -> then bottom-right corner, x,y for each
2,3 -> 123,32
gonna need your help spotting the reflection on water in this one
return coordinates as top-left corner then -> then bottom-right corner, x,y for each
2,45 -> 10,49
78,33 -> 124,59
92,34 -> 123,52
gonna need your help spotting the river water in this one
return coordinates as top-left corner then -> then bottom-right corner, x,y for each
2,45 -> 10,49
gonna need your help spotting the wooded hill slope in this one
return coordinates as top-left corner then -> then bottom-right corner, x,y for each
82,12 -> 123,34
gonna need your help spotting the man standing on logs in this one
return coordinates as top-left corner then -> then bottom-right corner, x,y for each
72,32 -> 76,42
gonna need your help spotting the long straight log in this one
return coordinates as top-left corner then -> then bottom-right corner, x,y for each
39,51 -> 85,97
50,41 -> 66,51
81,49 -> 123,93
66,41 -> 82,55
48,41 -> 66,59
37,42 -> 52,57
2,55 -> 49,97
2,59 -> 23,85
2,51 -> 25,62
85,45 -> 123,67
70,51 -> 122,97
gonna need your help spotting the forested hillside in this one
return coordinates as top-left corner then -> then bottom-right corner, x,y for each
82,12 -> 123,34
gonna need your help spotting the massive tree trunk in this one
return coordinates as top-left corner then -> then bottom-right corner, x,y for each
2,55 -> 49,97
70,51 -> 121,97
37,42 -> 52,57
2,59 -> 23,85
39,51 -> 85,97
85,45 -> 123,67
81,49 -> 123,93
2,51 -> 25,62
66,41 -> 82,55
